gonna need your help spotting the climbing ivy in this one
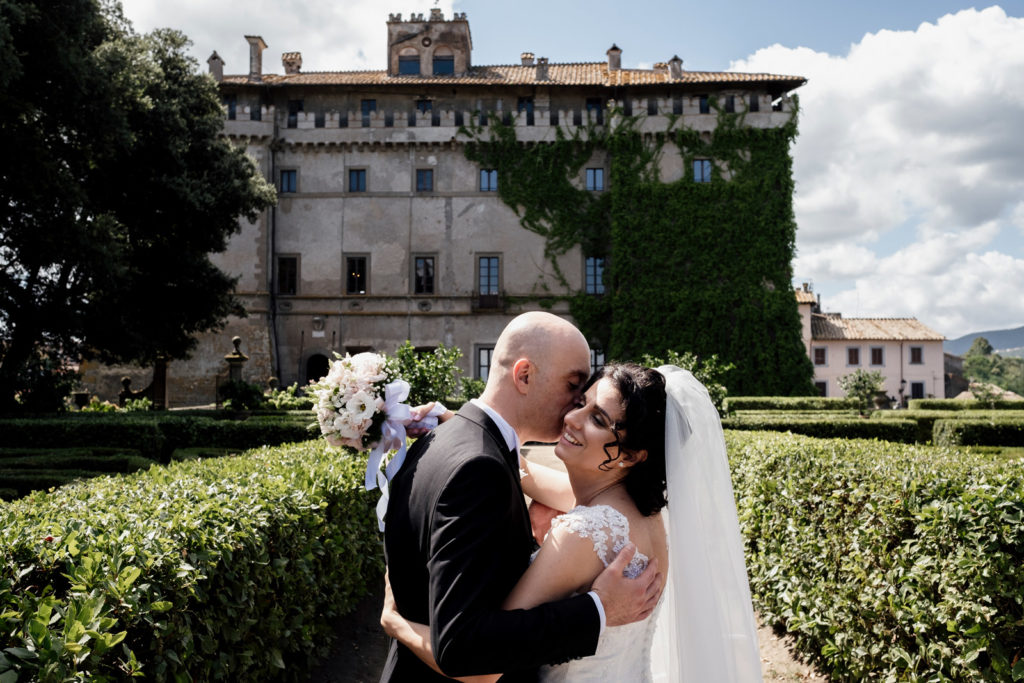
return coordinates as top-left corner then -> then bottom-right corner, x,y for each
460,104 -> 814,395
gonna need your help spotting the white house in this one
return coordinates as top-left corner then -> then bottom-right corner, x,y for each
796,285 -> 945,404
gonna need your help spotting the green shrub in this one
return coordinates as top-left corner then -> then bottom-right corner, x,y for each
80,396 -> 119,413
460,377 -> 486,401
933,418 -> 1024,447
640,349 -> 733,415
727,430 -> 1024,682
0,440 -> 383,681
837,368 -> 885,414
911,398 -> 1024,411
122,397 -> 152,412
217,380 -> 265,411
263,383 -> 314,410
393,340 -> 464,406
725,396 -> 859,411
721,415 -> 917,443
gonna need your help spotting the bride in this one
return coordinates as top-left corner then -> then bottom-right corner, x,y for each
380,363 -> 762,682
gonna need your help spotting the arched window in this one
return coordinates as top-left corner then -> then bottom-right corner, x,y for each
432,47 -> 454,76
306,354 -> 330,383
398,47 -> 420,75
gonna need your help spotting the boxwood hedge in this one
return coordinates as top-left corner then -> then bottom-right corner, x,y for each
0,440 -> 382,681
726,430 -> 1024,681
934,418 -> 1024,447
910,398 -> 1024,411
721,415 -> 918,443
725,396 -> 859,412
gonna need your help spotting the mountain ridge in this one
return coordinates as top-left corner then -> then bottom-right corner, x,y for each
945,325 -> 1024,358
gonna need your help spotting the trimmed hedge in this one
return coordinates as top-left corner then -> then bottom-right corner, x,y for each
910,398 -> 1024,411
872,410 -> 1024,445
727,430 -> 1024,681
721,415 -> 918,443
934,418 -> 1024,447
0,413 -> 315,462
0,440 -> 383,681
724,396 -> 859,412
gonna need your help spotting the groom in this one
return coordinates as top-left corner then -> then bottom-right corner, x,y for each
381,312 -> 662,682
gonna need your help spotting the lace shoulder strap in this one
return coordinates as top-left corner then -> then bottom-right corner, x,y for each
550,504 -> 632,567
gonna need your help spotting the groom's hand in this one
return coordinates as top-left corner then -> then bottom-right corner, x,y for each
590,543 -> 663,627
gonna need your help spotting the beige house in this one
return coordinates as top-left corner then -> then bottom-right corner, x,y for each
84,10 -> 806,406
796,284 -> 945,404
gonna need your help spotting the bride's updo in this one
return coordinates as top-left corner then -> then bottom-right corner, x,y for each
588,363 -> 667,516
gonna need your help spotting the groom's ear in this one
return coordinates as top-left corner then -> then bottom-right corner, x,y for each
512,358 -> 533,394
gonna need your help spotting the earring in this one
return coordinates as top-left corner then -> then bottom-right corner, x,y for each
618,462 -> 625,468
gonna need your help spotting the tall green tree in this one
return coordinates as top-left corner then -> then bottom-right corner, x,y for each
964,336 -> 1024,396
0,0 -> 276,411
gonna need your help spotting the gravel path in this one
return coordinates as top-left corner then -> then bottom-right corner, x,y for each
310,445 -> 826,682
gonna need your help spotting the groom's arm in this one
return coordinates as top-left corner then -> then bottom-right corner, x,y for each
427,457 -> 600,677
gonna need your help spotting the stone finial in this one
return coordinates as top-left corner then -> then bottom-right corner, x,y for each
388,13 -> 402,22
521,52 -> 535,66
207,51 -> 225,82
453,12 -> 467,20
606,43 -> 622,71
668,55 -> 683,79
245,35 -> 267,82
282,51 -> 302,74
429,7 -> 443,21
410,12 -> 424,21
536,56 -> 549,81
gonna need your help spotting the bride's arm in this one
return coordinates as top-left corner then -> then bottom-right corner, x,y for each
380,530 -> 605,678
518,458 -> 575,512
380,572 -> 500,683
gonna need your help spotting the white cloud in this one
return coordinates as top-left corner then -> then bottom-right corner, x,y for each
120,0 -> 453,74
732,6 -> 1024,338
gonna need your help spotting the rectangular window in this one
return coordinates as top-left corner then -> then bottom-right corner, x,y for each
847,347 -> 860,366
479,169 -> 498,191
910,346 -> 924,364
433,55 -> 455,75
477,346 -> 494,381
698,95 -> 710,114
814,380 -> 828,397
813,348 -> 827,366
870,347 -> 884,366
399,55 -> 420,75
672,96 -> 683,115
585,256 -> 605,294
911,381 -> 925,399
414,256 -> 435,294
250,104 -> 261,122
314,111 -> 325,128
348,169 -> 366,192
416,169 -> 433,192
287,99 -> 303,128
280,169 -> 297,193
225,95 -> 237,120
478,256 -> 500,295
346,256 -> 368,295
647,98 -> 658,115
586,97 -> 604,125
724,95 -> 735,113
416,99 -> 432,113
591,349 -> 605,375
748,94 -> 760,112
585,168 -> 605,191
517,97 -> 535,126
277,256 -> 297,295
693,159 -> 712,183
361,99 -> 376,127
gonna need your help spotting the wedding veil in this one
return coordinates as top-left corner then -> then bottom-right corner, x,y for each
650,366 -> 763,682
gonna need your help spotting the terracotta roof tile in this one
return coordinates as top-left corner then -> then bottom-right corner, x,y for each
811,314 -> 944,342
221,62 -> 806,89
795,289 -> 816,304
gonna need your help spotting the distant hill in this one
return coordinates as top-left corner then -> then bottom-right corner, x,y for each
945,325 -> 1024,358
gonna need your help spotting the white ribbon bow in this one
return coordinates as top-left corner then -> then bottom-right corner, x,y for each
363,379 -> 447,531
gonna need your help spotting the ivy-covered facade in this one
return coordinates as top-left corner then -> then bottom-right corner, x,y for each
116,9 -> 815,405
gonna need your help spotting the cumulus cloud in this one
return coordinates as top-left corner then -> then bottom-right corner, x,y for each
732,6 -> 1024,337
120,0 -> 453,74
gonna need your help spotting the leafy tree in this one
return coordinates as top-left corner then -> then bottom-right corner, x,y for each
0,0 -> 276,411
393,341 -> 464,405
837,369 -> 885,415
964,336 -> 1024,396
640,349 -> 734,416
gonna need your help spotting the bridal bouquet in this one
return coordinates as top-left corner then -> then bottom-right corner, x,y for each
309,351 -> 444,530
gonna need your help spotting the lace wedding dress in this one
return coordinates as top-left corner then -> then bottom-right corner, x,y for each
536,504 -> 663,683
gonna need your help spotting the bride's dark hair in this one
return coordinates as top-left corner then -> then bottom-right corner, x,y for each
586,363 -> 667,516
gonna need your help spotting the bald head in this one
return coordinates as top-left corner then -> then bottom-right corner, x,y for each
482,312 -> 592,442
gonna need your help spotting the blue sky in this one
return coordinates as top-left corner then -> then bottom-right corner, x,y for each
120,0 -> 1024,340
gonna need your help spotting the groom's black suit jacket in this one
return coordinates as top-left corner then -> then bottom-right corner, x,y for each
380,402 -> 600,682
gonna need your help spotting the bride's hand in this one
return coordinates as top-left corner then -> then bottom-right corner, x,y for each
406,402 -> 455,437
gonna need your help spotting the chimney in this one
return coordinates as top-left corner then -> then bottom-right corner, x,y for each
802,282 -> 809,292
520,52 -> 535,66
245,35 -> 267,82
282,51 -> 302,74
429,7 -> 444,21
653,62 -> 668,75
606,44 -> 621,71
536,57 -> 549,81
207,51 -> 224,82
668,55 -> 683,80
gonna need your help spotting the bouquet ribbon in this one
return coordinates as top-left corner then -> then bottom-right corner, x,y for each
365,380 -> 447,531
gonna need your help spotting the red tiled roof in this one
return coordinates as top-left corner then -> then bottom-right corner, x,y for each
221,62 -> 806,89
811,314 -> 945,342
795,289 -> 816,304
